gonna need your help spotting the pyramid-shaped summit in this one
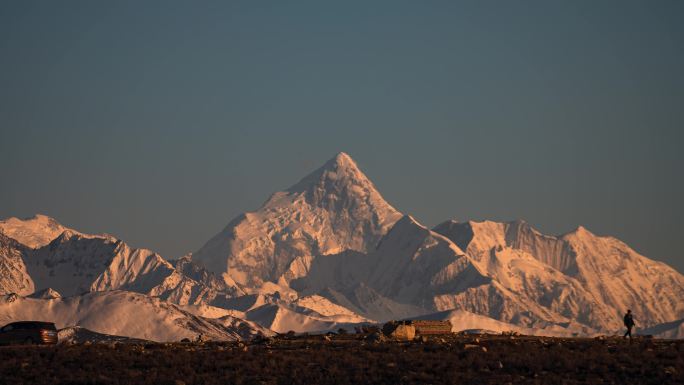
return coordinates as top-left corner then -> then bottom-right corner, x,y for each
286,152 -> 399,217
287,152 -> 366,192
194,152 -> 403,289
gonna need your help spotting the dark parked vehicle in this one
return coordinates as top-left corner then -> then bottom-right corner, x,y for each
0,321 -> 58,345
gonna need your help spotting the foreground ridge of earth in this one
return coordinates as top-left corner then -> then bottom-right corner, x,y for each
0,334 -> 682,385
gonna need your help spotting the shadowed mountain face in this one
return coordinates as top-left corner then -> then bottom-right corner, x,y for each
0,233 -> 34,296
0,152 -> 682,339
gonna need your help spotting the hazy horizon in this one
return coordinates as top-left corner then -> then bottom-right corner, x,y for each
1,1 -> 682,273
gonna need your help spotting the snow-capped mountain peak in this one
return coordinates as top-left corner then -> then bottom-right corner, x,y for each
284,152 -> 398,216
194,152 -> 403,288
50,229 -> 86,244
0,214 -> 74,248
287,152 -> 364,192
0,233 -> 34,296
560,225 -> 594,239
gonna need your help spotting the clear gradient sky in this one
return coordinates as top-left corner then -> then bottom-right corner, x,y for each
1,1 -> 682,272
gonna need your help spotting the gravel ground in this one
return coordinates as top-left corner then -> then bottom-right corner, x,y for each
0,334 -> 682,385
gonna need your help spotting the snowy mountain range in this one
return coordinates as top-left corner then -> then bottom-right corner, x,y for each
1,152 -> 682,340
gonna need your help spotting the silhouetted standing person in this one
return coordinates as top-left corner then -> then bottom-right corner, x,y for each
623,310 -> 635,339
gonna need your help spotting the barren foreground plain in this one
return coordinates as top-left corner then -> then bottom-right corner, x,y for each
0,334 -> 682,385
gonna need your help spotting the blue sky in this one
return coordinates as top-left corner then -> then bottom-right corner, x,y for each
1,1 -> 682,272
